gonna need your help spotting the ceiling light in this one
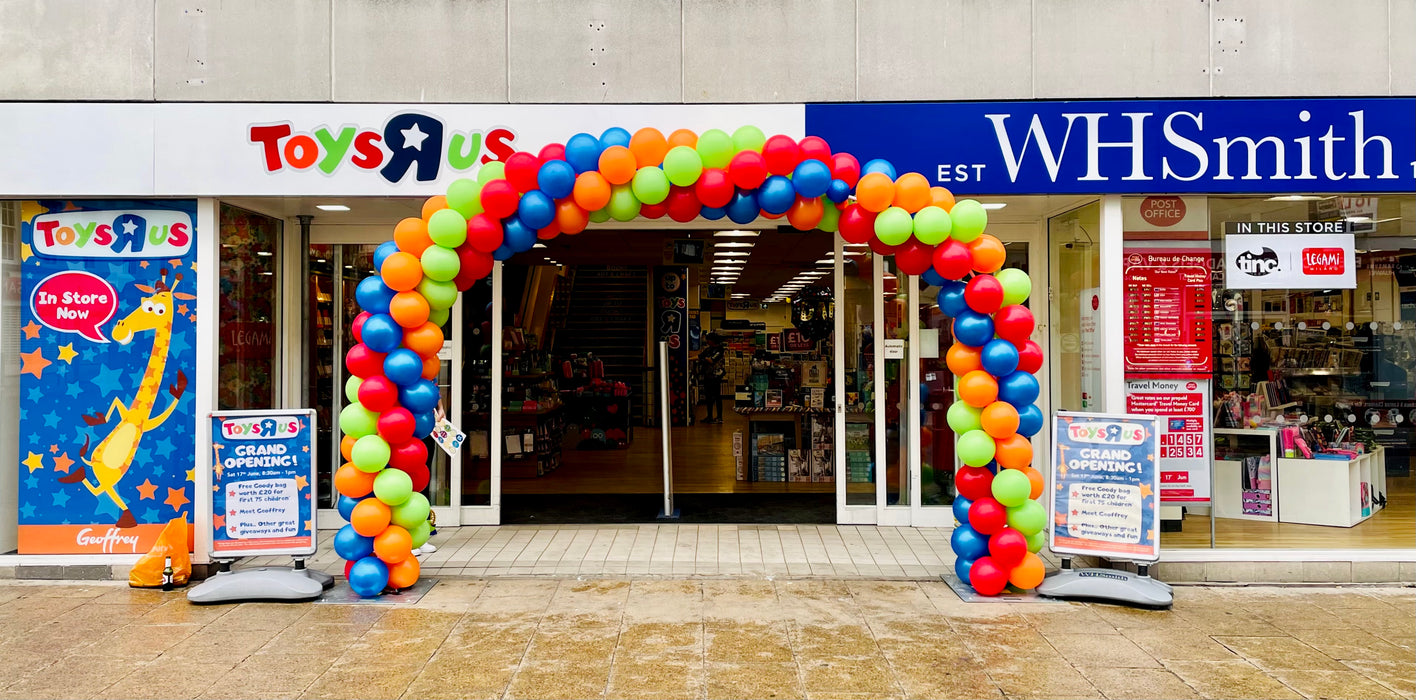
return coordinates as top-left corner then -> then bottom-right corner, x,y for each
731,294 -> 750,298
981,203 -> 1007,210
815,259 -> 835,265
1266,195 -> 1322,201
315,258 -> 326,263
844,243 -> 870,248
716,242 -> 755,248
256,251 -> 273,257
715,251 -> 751,257
533,243 -> 547,248
315,204 -> 350,212
714,260 -> 745,266
715,230 -> 760,237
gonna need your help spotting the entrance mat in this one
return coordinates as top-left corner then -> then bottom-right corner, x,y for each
316,578 -> 437,605
502,493 -> 834,524
939,571 -> 1067,604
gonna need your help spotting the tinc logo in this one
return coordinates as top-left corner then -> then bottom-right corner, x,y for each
1235,248 -> 1281,276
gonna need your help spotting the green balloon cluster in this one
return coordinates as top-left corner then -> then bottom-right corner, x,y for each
373,467 -> 412,506
990,469 -> 1032,507
663,146 -> 704,187
421,245 -> 460,282
957,429 -> 996,467
410,519 -> 433,548
947,402 -> 982,434
391,492 -> 431,530
732,125 -> 767,153
351,435 -> 391,473
631,167 -> 671,205
477,160 -> 506,184
339,402 -> 378,437
428,307 -> 450,327
1025,529 -> 1046,553
874,206 -> 913,246
609,184 -> 641,221
446,178 -> 484,218
344,375 -> 363,403
589,208 -> 611,223
995,268 -> 1031,306
912,206 -> 952,245
819,202 -> 841,232
950,199 -> 988,242
427,209 -> 467,248
696,129 -> 734,169
418,278 -> 458,311
1007,499 -> 1047,536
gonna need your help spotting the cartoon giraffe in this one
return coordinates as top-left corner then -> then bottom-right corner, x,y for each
60,269 -> 192,528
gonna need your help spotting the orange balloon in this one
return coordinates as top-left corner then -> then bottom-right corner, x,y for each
335,463 -> 376,498
980,401 -> 1021,439
929,186 -> 956,212
761,209 -> 786,220
994,433 -> 1034,469
958,370 -> 999,408
945,342 -> 982,377
374,525 -> 413,564
350,498 -> 392,536
556,199 -> 589,234
892,173 -> 931,213
969,234 -> 1006,274
537,220 -> 561,240
402,322 -> 444,358
667,129 -> 698,148
389,291 -> 431,328
1021,466 -> 1045,500
394,218 -> 434,257
855,172 -> 895,213
786,197 -> 824,230
629,128 -> 669,168
340,435 -> 357,461
573,171 -> 612,211
421,355 -> 442,380
1009,552 -> 1046,590
421,195 -> 447,221
598,145 -> 637,185
387,556 -> 421,590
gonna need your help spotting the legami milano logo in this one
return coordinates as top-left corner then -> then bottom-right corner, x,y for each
249,112 -> 518,183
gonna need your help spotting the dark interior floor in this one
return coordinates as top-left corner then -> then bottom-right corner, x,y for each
501,493 -> 835,524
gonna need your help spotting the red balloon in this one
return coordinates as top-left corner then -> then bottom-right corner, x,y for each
395,461 -> 431,493
351,312 -> 371,344
1016,340 -> 1044,374
869,237 -> 900,256
357,375 -> 400,412
479,179 -> 520,219
465,214 -> 504,254
537,143 -> 566,165
932,239 -> 973,280
454,244 -> 494,291
346,344 -> 387,379
694,168 -> 734,208
727,150 -> 769,190
965,275 -> 1005,314
830,153 -> 861,187
378,407 -> 417,444
838,205 -> 877,244
968,497 -> 1009,535
640,201 -> 669,219
762,135 -> 801,175
969,556 -> 1010,596
988,528 -> 1029,568
798,136 -> 831,164
994,305 -> 1036,343
503,152 -> 541,192
389,439 -> 428,471
666,186 -> 701,222
895,240 -> 935,276
344,559 -> 355,577
955,466 -> 995,501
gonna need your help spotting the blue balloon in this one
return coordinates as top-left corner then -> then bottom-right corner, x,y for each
517,190 -> 556,230
999,371 -> 1041,408
503,216 -> 537,253
757,175 -> 796,215
921,268 -> 946,287
360,314 -> 402,354
400,379 -> 441,413
700,205 -> 727,221
862,158 -> 897,179
333,524 -> 374,561
384,348 -> 425,387
826,178 -> 851,204
492,243 -> 515,261
355,276 -> 395,315
952,495 -> 973,525
791,159 -> 832,199
1017,404 -> 1044,437
599,126 -> 632,149
726,190 -> 759,224
337,495 -> 363,522
953,310 -> 994,347
565,133 -> 601,174
372,241 -> 400,272
985,459 -> 1000,474
981,339 -> 1021,376
537,159 -> 576,199
950,524 -> 989,561
348,556 -> 389,598
414,411 -> 435,438
938,281 -> 968,318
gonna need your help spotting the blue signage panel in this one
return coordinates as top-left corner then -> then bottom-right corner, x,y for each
806,98 -> 1415,194
1049,411 -> 1162,562
210,409 -> 317,558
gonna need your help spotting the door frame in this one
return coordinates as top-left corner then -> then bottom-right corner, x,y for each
458,262 -> 502,525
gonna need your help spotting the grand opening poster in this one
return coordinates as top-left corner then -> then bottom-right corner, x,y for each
16,200 -> 198,554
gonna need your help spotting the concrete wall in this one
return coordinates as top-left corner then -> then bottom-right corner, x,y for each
1,0 -> 1411,102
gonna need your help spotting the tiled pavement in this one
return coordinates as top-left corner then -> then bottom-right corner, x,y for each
0,580 -> 1409,699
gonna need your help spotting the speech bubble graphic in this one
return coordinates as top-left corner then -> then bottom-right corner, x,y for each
29,271 -> 118,343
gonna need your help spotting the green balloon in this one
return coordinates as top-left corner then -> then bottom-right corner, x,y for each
391,492 -> 431,530
339,402 -> 378,438
818,199 -> 841,232
418,277 -> 459,311
950,199 -> 988,242
912,205 -> 953,245
697,129 -> 734,169
732,125 -> 767,153
946,401 -> 982,434
1025,529 -> 1046,553
373,467 -> 413,506
344,375 -> 363,403
427,209 -> 467,248
1007,499 -> 1047,536
588,207 -> 611,223
995,268 -> 1032,306
428,306 -> 450,328
351,435 -> 391,473
956,429 -> 997,467
874,206 -> 914,246
631,167 -> 671,205
410,519 -> 432,548
663,146 -> 704,187
446,178 -> 484,218
420,244 -> 460,282
990,468 -> 1032,508
477,160 -> 506,184
608,184 -> 642,222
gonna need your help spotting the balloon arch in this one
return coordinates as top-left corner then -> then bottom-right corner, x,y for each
331,126 -> 1045,597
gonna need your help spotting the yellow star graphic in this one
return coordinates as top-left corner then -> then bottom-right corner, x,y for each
139,260 -> 149,269
304,519 -> 313,532
190,262 -> 198,272
295,474 -> 309,490
56,344 -> 78,364
1147,528 -> 1156,541
186,469 -> 196,482
22,452 -> 44,473
1139,483 -> 1153,499
19,242 -> 32,262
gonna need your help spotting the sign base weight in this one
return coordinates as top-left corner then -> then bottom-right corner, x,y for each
939,572 -> 1068,604
1035,569 -> 1174,609
187,566 -> 332,604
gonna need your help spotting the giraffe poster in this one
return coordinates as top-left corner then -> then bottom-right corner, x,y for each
16,200 -> 198,554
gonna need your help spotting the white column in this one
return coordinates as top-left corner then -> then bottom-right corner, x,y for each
1099,195 -> 1127,413
193,197 -> 218,566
